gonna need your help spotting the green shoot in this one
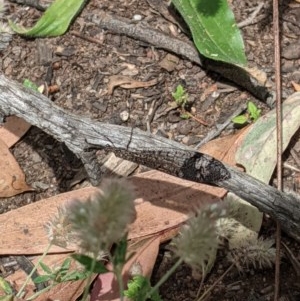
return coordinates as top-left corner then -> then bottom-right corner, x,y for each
232,101 -> 261,125
171,84 -> 191,119
124,275 -> 162,301
23,79 -> 40,92
172,84 -> 188,107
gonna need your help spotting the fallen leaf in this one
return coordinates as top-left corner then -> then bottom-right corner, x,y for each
243,66 -> 267,85
291,81 -> 300,92
200,83 -> 218,102
0,116 -> 31,148
0,170 -> 222,255
0,186 -> 99,254
119,63 -> 139,76
107,75 -> 158,95
0,139 -> 32,197
159,53 -> 179,72
200,126 -> 251,166
0,171 -> 222,300
226,92 -> 300,249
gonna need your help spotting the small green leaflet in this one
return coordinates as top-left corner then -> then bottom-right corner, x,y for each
171,0 -> 247,66
9,0 -> 87,37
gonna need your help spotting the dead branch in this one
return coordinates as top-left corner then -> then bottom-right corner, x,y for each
0,75 -> 299,241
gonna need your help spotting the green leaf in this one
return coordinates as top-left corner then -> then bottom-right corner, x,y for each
9,0 -> 87,37
71,254 -> 108,274
61,270 -> 88,282
0,277 -> 13,295
232,115 -> 248,124
172,84 -> 185,100
247,101 -> 261,121
23,79 -> 39,92
171,0 -> 247,66
124,275 -> 162,301
33,274 -> 53,283
60,258 -> 72,271
39,262 -> 52,274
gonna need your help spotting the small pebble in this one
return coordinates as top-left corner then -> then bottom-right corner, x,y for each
132,14 -> 142,21
120,110 -> 129,121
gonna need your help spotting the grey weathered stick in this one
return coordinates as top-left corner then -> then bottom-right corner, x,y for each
0,74 -> 299,241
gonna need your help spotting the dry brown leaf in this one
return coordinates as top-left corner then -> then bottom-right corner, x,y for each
200,83 -> 218,102
159,53 -> 179,72
291,80 -> 300,92
1,171 -> 224,300
0,170 -> 222,255
243,66 -> 268,85
0,116 -> 31,148
199,126 -> 252,166
107,75 -> 158,95
0,139 -> 32,197
0,186 -> 99,254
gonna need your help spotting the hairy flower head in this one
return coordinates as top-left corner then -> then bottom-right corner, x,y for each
45,205 -> 78,249
67,178 -> 136,255
228,238 -> 276,271
174,203 -> 227,272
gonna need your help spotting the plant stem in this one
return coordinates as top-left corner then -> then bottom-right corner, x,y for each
115,267 -> 124,301
16,242 -> 52,299
147,258 -> 183,299
80,255 -> 97,301
26,284 -> 54,300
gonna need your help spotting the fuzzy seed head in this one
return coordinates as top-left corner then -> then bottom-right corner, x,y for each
228,238 -> 276,271
174,203 -> 226,271
68,178 -> 136,254
45,205 -> 78,249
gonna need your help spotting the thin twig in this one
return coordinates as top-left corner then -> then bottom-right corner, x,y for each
197,263 -> 235,301
195,103 -> 247,149
237,3 -> 265,28
290,149 -> 300,169
8,0 -> 48,11
71,30 -> 105,46
273,0 -> 282,299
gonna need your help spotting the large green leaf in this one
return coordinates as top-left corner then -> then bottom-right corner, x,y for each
171,0 -> 247,66
9,0 -> 86,37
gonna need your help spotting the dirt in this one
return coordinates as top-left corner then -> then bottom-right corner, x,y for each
1,0 -> 300,300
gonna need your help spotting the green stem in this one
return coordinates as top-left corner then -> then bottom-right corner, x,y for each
80,255 -> 97,301
147,258 -> 183,300
16,242 -> 52,299
115,267 -> 124,301
26,284 -> 54,300
109,253 -> 124,301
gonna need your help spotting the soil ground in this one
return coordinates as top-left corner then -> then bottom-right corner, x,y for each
1,0 -> 300,300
